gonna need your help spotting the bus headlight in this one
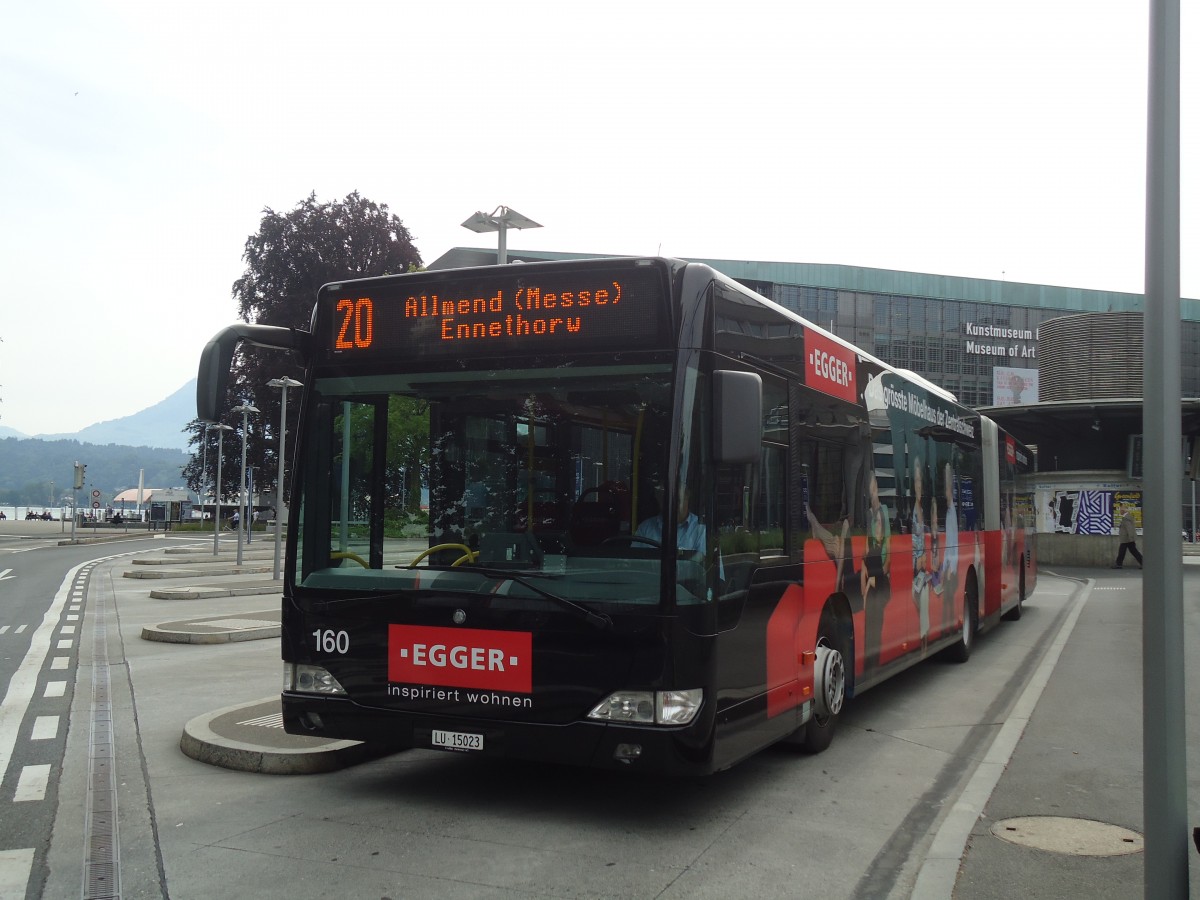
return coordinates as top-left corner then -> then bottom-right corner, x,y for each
657,689 -> 703,725
587,689 -> 702,725
284,662 -> 347,696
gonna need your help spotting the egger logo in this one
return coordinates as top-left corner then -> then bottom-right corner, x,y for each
805,330 -> 857,403
388,624 -> 532,693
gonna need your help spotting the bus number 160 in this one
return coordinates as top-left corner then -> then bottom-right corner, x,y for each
313,629 -> 350,654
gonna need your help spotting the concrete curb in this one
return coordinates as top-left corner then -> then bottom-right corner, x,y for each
124,565 -> 274,579
149,582 -> 281,600
141,609 -> 281,644
179,696 -> 394,775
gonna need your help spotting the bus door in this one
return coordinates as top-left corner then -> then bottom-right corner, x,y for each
711,376 -> 807,751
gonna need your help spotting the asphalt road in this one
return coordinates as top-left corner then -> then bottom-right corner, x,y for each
3,522 -> 1197,899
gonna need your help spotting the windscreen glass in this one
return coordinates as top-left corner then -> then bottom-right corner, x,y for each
292,364 -> 716,611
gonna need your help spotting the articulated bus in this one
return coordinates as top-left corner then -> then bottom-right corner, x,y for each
197,256 -> 1037,774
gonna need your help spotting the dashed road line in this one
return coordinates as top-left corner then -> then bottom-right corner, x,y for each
0,848 -> 34,897
0,561 -> 88,790
14,765 -> 51,803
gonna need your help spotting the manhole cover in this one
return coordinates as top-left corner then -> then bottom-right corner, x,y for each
992,816 -> 1143,856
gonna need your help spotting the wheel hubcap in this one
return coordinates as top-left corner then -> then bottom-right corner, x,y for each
813,639 -> 845,718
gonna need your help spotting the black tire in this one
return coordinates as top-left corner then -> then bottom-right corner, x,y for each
1003,558 -> 1025,621
798,609 -> 848,754
946,578 -> 977,663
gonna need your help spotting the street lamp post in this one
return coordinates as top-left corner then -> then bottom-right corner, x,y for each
267,376 -> 303,580
199,423 -> 209,513
231,403 -> 259,566
210,424 -> 233,556
460,206 -> 542,264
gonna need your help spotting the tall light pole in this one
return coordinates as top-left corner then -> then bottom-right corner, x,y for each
267,377 -> 303,580
199,423 -> 210,512
461,206 -> 542,264
231,403 -> 259,566
210,424 -> 232,556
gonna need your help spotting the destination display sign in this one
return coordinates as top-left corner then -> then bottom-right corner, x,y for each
317,263 -> 668,360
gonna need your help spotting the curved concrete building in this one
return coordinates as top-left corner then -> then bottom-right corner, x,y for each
1037,311 -> 1144,401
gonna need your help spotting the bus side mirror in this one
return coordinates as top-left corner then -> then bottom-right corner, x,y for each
196,323 -> 311,423
197,329 -> 239,423
714,370 -> 762,465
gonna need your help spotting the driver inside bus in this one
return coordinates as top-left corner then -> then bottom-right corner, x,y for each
634,481 -> 706,553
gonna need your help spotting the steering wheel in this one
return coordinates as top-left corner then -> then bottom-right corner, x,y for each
601,535 -> 662,549
330,550 -> 370,569
408,543 -> 479,568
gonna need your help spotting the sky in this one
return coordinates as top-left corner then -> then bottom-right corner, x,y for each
0,0 -> 1194,436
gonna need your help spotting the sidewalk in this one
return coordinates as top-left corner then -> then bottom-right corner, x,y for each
937,565 -> 1200,899
105,544 -> 1200,895
116,546 -> 394,775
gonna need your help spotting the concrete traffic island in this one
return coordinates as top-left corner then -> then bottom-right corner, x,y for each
180,696 -> 395,775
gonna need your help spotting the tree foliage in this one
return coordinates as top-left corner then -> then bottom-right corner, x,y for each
184,192 -> 423,508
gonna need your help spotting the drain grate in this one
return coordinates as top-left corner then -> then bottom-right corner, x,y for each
83,562 -> 121,900
992,816 -> 1143,856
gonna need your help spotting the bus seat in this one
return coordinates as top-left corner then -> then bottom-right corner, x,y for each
569,481 -> 630,546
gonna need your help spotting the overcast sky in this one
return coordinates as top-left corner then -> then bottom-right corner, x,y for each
0,1 -> 1194,436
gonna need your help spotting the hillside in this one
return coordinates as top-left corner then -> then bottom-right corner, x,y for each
0,381 -> 196,504
33,380 -> 197,451
0,437 -> 190,505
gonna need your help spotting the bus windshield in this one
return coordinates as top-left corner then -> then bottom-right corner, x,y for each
292,361 -> 714,610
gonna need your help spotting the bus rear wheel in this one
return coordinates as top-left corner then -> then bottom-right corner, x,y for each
797,612 -> 847,754
1003,559 -> 1025,621
946,577 -> 978,663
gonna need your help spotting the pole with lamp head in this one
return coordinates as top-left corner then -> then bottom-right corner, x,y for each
210,424 -> 233,556
199,423 -> 209,515
231,403 -> 259,566
267,377 -> 303,580
460,206 -> 541,265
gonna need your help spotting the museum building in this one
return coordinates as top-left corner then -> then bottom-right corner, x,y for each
430,247 -> 1200,409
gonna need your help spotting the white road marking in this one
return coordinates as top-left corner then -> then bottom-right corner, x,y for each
31,716 -> 59,741
14,764 -> 51,802
0,848 -> 35,898
0,558 -> 106,790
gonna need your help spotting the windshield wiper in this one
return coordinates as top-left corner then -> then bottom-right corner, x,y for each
474,568 -> 613,631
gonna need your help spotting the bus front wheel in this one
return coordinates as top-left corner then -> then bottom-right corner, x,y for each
798,611 -> 847,754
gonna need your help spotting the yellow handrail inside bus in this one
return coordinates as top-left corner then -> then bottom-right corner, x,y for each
408,543 -> 479,568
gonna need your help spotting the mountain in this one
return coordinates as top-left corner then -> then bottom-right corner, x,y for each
24,380 -> 197,451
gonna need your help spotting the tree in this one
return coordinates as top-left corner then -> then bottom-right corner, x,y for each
184,192 -> 423,510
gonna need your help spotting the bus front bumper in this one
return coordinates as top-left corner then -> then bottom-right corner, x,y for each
282,692 -> 717,775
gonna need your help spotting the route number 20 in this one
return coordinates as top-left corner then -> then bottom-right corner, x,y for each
334,297 -> 374,350
313,629 -> 350,654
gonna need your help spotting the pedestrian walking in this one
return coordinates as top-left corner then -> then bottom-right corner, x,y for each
1112,511 -> 1143,569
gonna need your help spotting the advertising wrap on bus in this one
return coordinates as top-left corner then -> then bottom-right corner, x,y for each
198,256 -> 1037,775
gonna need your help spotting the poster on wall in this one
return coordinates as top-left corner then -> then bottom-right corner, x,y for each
1113,490 -> 1142,530
992,366 -> 1039,405
1047,489 -> 1138,535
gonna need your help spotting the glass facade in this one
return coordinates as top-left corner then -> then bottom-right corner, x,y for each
430,249 -> 1200,406
739,278 -> 1200,406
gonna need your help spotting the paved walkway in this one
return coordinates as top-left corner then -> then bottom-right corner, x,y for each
53,526 -> 1200,896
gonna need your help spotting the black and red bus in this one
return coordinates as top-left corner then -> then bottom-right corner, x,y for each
197,256 -> 1037,774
